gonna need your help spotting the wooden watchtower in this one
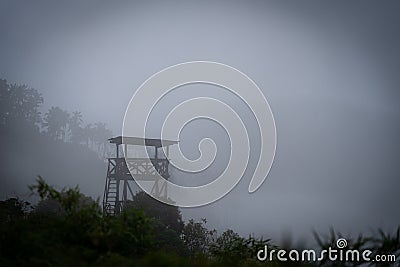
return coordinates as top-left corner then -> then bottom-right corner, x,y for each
102,136 -> 178,214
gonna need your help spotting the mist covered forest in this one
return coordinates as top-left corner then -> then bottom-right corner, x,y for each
0,78 -> 113,198
0,79 -> 399,266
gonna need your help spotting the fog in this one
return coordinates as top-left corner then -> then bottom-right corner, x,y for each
0,0 -> 399,245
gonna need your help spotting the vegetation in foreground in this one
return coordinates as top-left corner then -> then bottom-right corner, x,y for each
0,178 -> 399,267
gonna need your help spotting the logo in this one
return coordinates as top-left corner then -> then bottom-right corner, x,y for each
122,61 -> 276,207
336,238 -> 348,249
257,238 -> 397,263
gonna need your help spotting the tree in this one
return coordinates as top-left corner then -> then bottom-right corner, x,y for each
0,177 -> 157,265
182,218 -> 216,256
43,106 -> 70,141
209,230 -> 272,264
125,191 -> 184,235
124,191 -> 188,255
69,111 -> 83,144
93,122 -> 113,157
0,198 -> 31,223
82,123 -> 94,147
0,79 -> 43,127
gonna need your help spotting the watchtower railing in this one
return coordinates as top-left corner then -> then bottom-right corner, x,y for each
107,157 -> 169,180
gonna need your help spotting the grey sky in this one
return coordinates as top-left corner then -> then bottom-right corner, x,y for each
0,0 -> 399,244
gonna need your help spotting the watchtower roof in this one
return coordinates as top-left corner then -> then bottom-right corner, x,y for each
108,136 -> 178,147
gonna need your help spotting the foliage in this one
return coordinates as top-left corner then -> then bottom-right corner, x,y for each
3,178 -> 398,266
124,191 -> 188,255
0,178 -> 296,266
182,218 -> 217,256
42,107 -> 113,156
29,176 -> 99,219
0,177 -> 156,266
0,78 -> 113,158
69,111 -> 83,143
0,197 -> 32,222
43,106 -> 70,141
0,79 -> 43,127
125,191 -> 184,234
210,229 -> 272,265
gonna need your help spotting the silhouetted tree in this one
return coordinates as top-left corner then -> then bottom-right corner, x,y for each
83,123 -> 94,147
93,122 -> 113,157
125,191 -> 184,235
43,106 -> 70,140
0,197 -> 31,222
69,111 -> 83,144
209,230 -> 272,264
182,218 -> 216,256
0,79 -> 43,127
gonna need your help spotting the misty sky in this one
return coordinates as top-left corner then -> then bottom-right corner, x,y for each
0,0 -> 399,244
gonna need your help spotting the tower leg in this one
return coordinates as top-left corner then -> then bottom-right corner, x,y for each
151,178 -> 168,200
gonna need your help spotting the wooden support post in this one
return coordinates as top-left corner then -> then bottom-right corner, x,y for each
116,179 -> 120,213
123,180 -> 127,204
